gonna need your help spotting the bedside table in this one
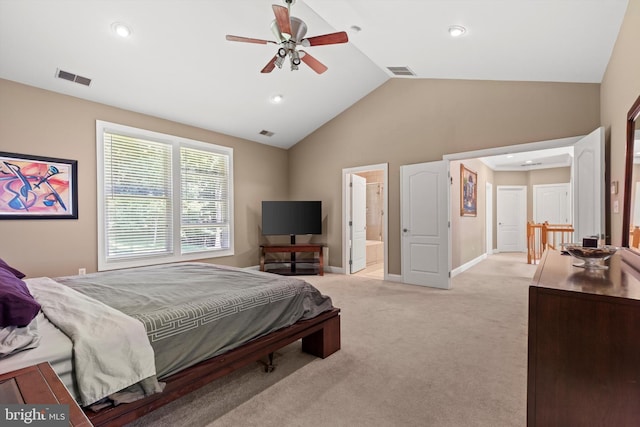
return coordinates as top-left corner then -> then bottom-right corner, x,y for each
0,362 -> 91,426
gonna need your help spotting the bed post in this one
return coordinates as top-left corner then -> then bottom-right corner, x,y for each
301,311 -> 341,358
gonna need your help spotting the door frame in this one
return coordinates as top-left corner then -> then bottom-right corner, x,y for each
342,163 -> 389,278
486,182 -> 493,254
441,134 -> 584,264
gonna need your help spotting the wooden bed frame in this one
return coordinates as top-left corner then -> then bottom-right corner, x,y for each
85,307 -> 341,426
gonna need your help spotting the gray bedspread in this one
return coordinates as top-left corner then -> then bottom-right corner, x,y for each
55,263 -> 333,378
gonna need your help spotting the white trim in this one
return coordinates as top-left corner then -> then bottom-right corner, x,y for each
443,135 -> 583,162
324,265 -> 345,274
385,273 -> 403,283
486,182 -> 493,255
391,134 -> 585,287
342,163 -> 389,279
451,253 -> 488,277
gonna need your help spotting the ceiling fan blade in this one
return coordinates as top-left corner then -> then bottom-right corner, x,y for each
300,51 -> 328,74
303,31 -> 349,46
272,5 -> 292,39
261,55 -> 278,73
226,35 -> 275,45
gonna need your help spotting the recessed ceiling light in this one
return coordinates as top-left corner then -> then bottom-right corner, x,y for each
271,94 -> 283,104
507,155 -> 514,158
525,160 -> 533,164
448,25 -> 466,38
112,22 -> 132,38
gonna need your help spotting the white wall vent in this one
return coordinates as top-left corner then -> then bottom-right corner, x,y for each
259,130 -> 275,137
56,68 -> 92,86
387,66 -> 416,76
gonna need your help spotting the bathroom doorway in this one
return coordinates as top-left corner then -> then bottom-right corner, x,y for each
342,163 -> 388,280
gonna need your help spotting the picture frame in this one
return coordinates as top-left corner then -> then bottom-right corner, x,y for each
460,163 -> 477,217
0,151 -> 78,219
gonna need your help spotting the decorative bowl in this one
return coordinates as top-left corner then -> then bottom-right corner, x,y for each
562,244 -> 618,269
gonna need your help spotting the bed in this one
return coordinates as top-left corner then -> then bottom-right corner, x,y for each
0,260 -> 341,426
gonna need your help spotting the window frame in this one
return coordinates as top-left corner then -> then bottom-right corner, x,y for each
96,120 -> 234,271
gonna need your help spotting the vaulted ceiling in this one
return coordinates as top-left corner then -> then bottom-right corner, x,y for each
0,0 -> 628,149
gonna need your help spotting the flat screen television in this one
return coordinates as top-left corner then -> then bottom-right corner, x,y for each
261,201 -> 322,239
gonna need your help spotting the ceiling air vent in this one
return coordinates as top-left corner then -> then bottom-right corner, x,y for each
56,68 -> 92,86
387,66 -> 416,77
521,162 -> 542,167
259,130 -> 275,137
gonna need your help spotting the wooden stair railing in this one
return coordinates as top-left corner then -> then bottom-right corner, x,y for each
527,222 -> 574,264
527,222 -> 544,264
542,222 -> 575,251
631,226 -> 640,249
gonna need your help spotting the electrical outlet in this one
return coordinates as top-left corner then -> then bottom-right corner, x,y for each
78,268 -> 86,275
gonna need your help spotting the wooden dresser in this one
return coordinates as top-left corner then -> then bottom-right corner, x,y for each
527,249 -> 640,426
0,362 -> 91,426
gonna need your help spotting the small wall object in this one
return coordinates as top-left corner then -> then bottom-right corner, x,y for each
0,151 -> 78,219
460,163 -> 477,217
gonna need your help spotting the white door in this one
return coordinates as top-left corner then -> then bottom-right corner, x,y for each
486,182 -> 493,254
497,186 -> 527,252
572,127 -> 605,241
400,161 -> 450,289
533,183 -> 570,224
350,174 -> 367,273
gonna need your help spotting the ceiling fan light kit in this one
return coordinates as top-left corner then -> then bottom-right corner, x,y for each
225,0 -> 349,74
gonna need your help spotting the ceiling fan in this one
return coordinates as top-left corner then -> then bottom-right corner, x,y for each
225,0 -> 349,74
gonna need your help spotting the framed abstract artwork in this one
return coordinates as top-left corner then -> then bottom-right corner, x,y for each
0,152 -> 78,219
460,163 -> 477,217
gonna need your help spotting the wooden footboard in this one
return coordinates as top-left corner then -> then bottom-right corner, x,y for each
86,308 -> 340,427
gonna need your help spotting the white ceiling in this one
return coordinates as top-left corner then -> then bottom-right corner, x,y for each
479,146 -> 573,171
0,0 -> 629,149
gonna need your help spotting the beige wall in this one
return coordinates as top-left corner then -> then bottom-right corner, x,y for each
289,79 -> 600,274
601,0 -> 640,246
450,159 -> 494,268
8,0 -> 640,278
0,79 -> 289,277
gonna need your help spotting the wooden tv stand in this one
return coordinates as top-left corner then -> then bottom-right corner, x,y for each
260,244 -> 324,276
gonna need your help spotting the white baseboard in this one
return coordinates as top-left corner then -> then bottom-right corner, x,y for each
451,253 -> 488,278
385,273 -> 403,283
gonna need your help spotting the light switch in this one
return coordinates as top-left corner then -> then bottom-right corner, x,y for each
613,200 -> 619,213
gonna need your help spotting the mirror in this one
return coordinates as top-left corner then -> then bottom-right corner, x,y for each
621,95 -> 640,249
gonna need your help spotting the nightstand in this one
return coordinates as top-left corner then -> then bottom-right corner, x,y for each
0,362 -> 91,426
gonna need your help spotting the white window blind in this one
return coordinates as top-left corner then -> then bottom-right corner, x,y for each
180,146 -> 230,253
97,121 -> 233,270
103,133 -> 173,259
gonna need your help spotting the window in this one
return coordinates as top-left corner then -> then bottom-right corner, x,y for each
96,121 -> 233,270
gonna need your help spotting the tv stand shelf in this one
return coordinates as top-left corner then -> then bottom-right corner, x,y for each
260,244 -> 324,276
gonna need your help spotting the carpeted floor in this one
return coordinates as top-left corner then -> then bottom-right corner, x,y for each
128,253 -> 537,427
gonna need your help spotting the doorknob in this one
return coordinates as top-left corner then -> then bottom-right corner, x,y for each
403,228 -> 409,232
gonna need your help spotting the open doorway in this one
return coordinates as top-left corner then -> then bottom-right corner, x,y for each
442,129 -> 603,274
342,163 -> 388,280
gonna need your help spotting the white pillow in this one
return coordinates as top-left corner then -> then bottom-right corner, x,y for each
0,316 -> 40,358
